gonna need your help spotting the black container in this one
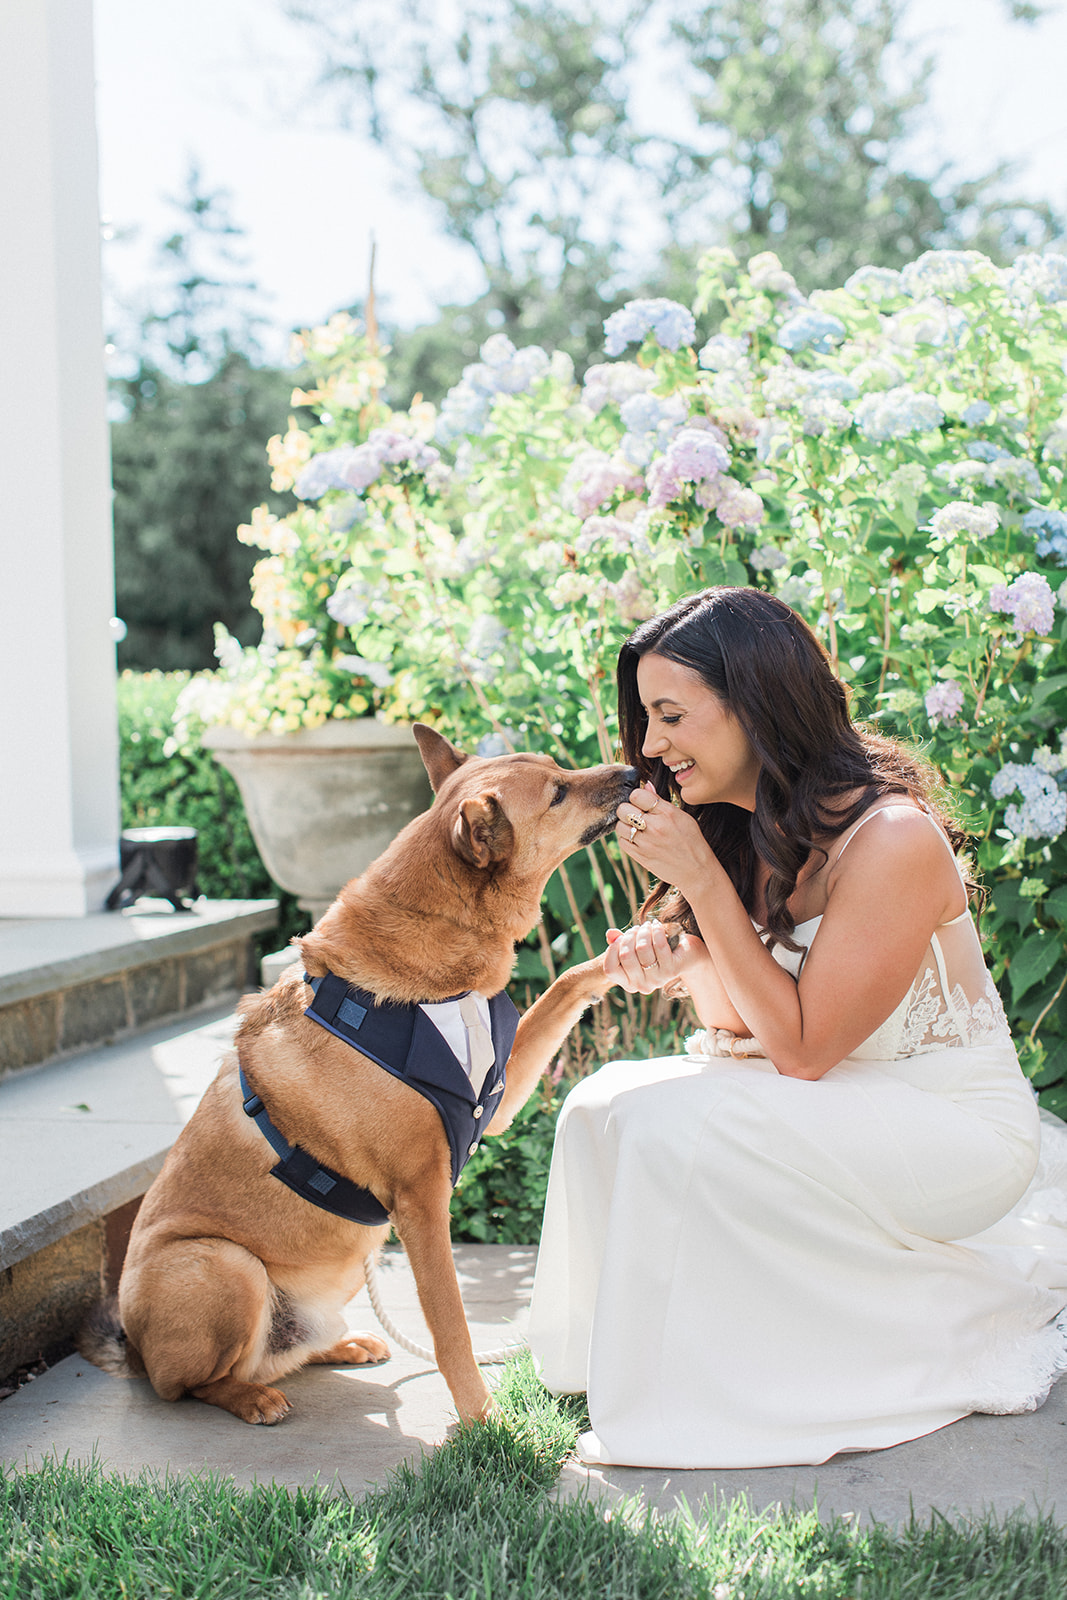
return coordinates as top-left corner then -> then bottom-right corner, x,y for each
105,827 -> 199,912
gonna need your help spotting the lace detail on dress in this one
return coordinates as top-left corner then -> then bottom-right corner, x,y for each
891,968 -> 1011,1055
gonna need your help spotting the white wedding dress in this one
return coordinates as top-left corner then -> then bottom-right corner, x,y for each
527,808 -> 1067,1468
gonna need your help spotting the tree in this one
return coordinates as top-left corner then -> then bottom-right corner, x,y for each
666,0 -> 1058,290
107,170 -> 300,670
288,0 -> 1060,390
287,0 -> 661,373
111,354 -> 296,670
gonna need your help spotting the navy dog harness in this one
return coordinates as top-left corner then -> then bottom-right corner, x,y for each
240,971 -> 519,1226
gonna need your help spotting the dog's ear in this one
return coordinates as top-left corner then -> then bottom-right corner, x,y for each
413,723 -> 469,792
451,794 -> 514,870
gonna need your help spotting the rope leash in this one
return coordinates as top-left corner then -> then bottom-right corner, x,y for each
362,1250 -> 525,1367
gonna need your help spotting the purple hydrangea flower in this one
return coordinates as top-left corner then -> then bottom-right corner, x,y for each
646,427 -> 729,510
561,451 -> 645,521
924,680 -> 965,727
988,572 -> 1056,639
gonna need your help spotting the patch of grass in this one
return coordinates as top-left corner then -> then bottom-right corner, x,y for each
3,1356 -> 1067,1599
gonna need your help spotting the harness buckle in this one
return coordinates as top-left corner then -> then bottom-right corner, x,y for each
243,1092 -> 265,1118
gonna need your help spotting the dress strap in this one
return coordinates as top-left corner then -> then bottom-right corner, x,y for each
832,802 -> 969,923
831,803 -> 905,862
929,932 -> 971,1044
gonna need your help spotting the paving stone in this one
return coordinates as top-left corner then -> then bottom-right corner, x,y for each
0,996 -> 58,1078
0,1223 -> 105,1375
2,1244 -> 1066,1526
126,960 -> 182,1030
57,977 -> 130,1055
182,942 -> 249,1010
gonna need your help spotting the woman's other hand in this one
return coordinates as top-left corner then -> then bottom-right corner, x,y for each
604,920 -> 707,994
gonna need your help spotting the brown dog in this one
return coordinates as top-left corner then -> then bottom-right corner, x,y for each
80,725 -> 636,1427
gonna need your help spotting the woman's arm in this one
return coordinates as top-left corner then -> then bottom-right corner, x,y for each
613,800 -> 962,1079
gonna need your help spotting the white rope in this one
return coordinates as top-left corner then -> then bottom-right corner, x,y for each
362,1250 -> 525,1367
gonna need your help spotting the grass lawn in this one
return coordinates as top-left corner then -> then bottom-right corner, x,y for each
2,1355 -> 1065,1599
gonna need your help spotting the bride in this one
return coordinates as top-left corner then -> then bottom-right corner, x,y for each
527,585 -> 1067,1469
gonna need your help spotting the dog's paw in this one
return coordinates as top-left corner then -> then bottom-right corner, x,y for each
244,1385 -> 293,1425
310,1333 -> 390,1366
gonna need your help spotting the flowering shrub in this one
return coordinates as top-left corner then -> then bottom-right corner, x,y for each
184,251 -> 1067,1105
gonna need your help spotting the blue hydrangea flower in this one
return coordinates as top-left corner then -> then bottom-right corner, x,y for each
294,447 -> 360,501
582,361 -> 656,414
437,380 -> 492,444
966,441 -> 1013,464
962,401 -> 993,427
436,336 -> 550,443
776,309 -> 846,354
618,390 -> 688,465
603,298 -> 696,357
991,756 -> 1067,841
1023,507 -> 1067,564
806,370 -> 859,402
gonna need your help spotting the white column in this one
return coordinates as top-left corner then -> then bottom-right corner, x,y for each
0,0 -> 120,915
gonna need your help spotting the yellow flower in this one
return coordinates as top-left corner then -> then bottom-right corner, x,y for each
266,420 -> 313,492
237,504 -> 299,556
307,312 -> 362,358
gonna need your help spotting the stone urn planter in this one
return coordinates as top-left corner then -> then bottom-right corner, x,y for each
202,719 -> 434,921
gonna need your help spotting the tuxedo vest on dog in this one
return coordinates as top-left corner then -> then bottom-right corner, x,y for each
240,971 -> 519,1226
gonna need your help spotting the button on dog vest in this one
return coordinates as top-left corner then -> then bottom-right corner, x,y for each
473,1105 -> 483,1119
469,1142 -> 478,1156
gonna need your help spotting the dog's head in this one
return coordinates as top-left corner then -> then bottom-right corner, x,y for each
413,724 -> 638,880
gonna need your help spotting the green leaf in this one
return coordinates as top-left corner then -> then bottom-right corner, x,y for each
1009,929 -> 1063,1005
1030,674 -> 1067,709
1027,1034 -> 1067,1088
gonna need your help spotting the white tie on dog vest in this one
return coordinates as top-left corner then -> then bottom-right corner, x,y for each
457,992 -> 497,1095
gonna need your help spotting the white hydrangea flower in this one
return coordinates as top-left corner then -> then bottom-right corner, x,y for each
901,250 -> 990,299
928,501 -> 1001,545
747,251 -> 798,294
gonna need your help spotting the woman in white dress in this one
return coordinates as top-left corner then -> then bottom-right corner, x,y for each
527,586 -> 1067,1469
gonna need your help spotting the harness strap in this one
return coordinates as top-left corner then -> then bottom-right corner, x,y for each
239,1064 -> 390,1226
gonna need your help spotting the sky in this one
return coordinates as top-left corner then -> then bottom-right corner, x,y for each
93,0 -> 1067,363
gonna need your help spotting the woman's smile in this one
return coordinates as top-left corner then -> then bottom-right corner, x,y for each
637,653 -> 760,810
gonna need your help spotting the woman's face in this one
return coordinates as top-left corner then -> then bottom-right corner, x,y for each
636,652 -> 760,811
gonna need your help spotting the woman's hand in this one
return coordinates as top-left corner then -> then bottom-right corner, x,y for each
604,920 -> 709,995
615,782 -> 712,896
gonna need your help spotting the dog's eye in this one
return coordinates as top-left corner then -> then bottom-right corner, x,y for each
550,783 -> 568,807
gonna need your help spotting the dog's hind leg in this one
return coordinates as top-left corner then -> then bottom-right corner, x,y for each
306,1334 -> 389,1365
392,1190 -> 490,1425
122,1237 -> 292,1425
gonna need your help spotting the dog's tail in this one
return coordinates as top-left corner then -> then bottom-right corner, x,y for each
77,1297 -> 141,1376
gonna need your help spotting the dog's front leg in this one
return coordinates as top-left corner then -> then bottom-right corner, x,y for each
489,956 -> 611,1132
392,1188 -> 491,1425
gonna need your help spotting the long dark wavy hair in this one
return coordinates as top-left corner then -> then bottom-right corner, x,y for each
617,587 -> 971,948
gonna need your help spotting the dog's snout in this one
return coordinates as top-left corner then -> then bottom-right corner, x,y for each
620,765 -> 640,788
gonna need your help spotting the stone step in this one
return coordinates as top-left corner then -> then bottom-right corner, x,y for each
0,1004 -> 236,1378
0,900 -> 277,1077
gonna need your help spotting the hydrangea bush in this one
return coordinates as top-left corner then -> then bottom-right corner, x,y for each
180,252 -> 1067,1106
